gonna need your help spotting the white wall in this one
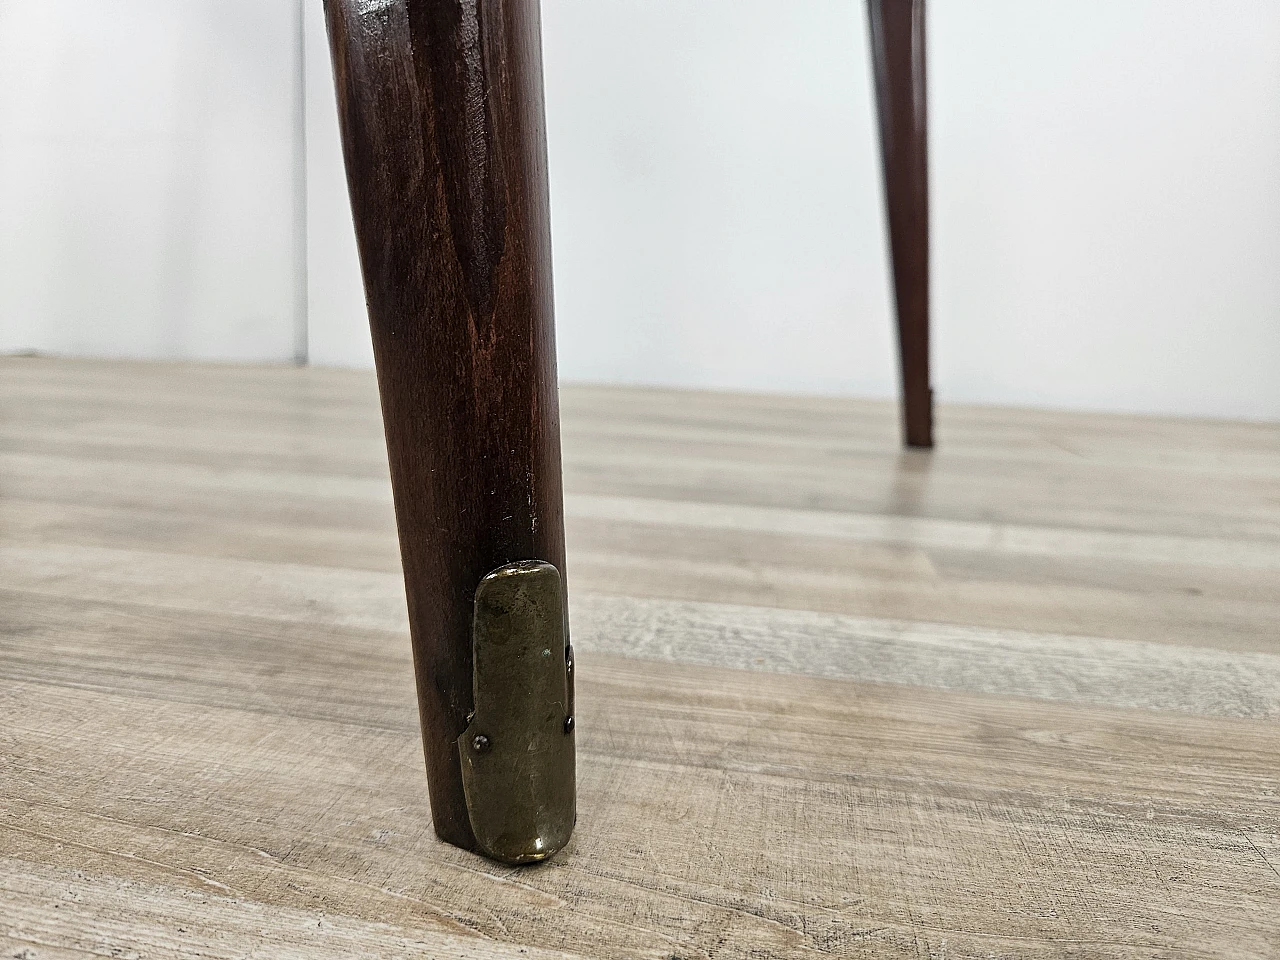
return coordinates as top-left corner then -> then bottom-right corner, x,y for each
931,0 -> 1280,419
306,0 -> 1280,420
0,0 -> 299,363
6,2 -> 1279,420
306,0 -> 899,397
543,0 -> 902,399
304,0 -> 372,369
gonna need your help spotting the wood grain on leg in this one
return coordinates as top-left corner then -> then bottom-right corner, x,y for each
323,0 -> 566,850
868,0 -> 932,448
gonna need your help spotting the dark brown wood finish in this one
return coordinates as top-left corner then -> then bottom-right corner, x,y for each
324,0 -> 566,851
868,0 -> 933,448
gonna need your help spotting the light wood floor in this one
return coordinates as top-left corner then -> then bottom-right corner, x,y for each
2,357 -> 1277,959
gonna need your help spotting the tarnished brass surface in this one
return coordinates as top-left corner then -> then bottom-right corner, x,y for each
458,561 -> 576,864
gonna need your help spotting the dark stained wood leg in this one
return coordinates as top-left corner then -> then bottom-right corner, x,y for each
324,0 -> 566,851
868,0 -> 933,448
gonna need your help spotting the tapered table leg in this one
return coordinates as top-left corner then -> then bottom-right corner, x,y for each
324,0 -> 569,854
868,0 -> 933,448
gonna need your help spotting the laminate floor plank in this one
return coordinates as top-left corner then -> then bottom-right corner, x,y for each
1,357 -> 1275,958
3,660 -> 1277,959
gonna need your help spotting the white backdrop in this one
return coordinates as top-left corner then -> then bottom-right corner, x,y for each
6,1 -> 1280,420
0,0 -> 300,362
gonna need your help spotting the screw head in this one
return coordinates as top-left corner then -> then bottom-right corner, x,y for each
563,715 -> 575,734
472,734 -> 491,754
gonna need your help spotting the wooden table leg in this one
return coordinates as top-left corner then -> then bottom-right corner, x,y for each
324,0 -> 568,853
868,0 -> 933,448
